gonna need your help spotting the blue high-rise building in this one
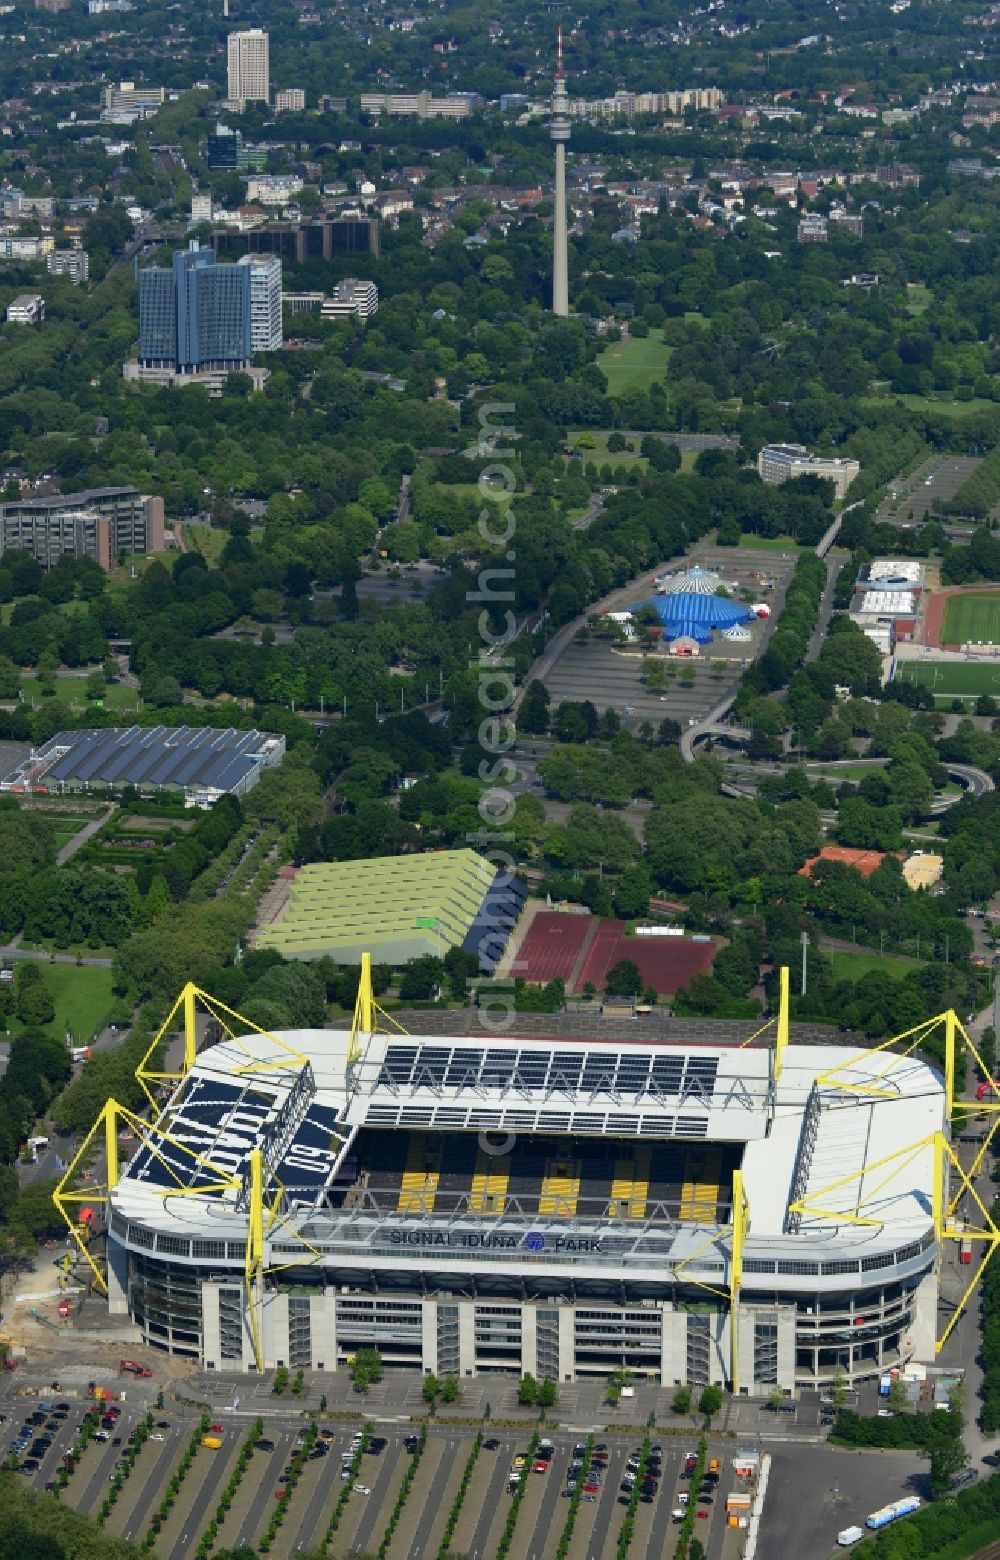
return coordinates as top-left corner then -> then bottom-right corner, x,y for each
138,241 -> 252,373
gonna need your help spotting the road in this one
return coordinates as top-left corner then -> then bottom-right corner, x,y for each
571,493 -> 604,531
0,945 -> 112,969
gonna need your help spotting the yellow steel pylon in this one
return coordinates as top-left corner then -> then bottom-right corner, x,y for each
348,951 -> 410,1068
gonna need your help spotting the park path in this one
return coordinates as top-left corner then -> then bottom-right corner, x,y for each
57,805 -> 115,865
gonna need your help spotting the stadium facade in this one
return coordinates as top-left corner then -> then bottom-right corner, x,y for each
62,974 -> 988,1397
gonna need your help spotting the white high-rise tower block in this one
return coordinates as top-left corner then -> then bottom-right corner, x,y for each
227,28 -> 270,105
551,27 -> 570,317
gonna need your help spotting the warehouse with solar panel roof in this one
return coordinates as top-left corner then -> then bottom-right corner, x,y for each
55,966 -> 1000,1394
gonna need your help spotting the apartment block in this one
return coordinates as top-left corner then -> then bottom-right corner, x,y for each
227,29 -> 270,106
321,277 -> 378,320
239,254 -> 282,352
757,443 -> 860,502
101,81 -> 166,123
0,488 -> 164,571
5,293 -> 44,324
47,250 -> 89,283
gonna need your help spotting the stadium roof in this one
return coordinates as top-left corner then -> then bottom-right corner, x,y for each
110,1027 -> 943,1281
254,848 -> 516,967
0,725 -> 285,798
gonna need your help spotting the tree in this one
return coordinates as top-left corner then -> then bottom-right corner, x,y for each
768,1386 -> 785,1412
517,1374 -> 538,1405
605,959 -> 643,997
422,1372 -> 441,1403
671,1385 -> 692,1414
698,1385 -> 723,1418
925,1429 -> 968,1498
14,964 -> 54,1027
440,1375 -> 459,1403
887,1377 -> 909,1413
351,1346 -> 383,1392
831,1366 -> 848,1408
537,1378 -> 556,1409
399,955 -> 444,1001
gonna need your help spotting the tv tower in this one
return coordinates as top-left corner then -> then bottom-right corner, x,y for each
551,27 -> 570,316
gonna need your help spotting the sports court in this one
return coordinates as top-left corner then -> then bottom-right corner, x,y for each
511,911 -> 593,984
574,921 -> 715,996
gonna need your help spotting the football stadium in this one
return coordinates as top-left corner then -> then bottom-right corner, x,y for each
56,971 -> 999,1395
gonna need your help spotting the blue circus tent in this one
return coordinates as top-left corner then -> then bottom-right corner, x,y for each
632,591 -> 753,643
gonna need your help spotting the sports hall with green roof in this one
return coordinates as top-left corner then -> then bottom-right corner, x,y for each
255,848 -> 525,971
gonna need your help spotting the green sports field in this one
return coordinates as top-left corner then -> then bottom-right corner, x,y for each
897,659 -> 1000,697
596,328 -> 671,395
941,591 -> 1000,646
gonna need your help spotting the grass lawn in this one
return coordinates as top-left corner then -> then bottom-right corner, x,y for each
826,950 -> 922,982
859,392 -> 999,419
19,674 -> 139,713
737,534 -> 807,552
182,522 -> 228,566
905,283 -> 932,315
569,431 -> 648,468
941,591 -> 1000,646
596,328 -> 671,395
897,661 -> 1000,696
6,962 -> 114,1045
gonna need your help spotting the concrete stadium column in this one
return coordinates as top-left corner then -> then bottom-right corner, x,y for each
777,1306 -> 796,1392
558,1307 -> 575,1381
421,1302 -> 437,1376
660,1304 -> 686,1386
105,1239 -> 129,1316
312,1291 -> 337,1371
201,1283 -> 222,1369
262,1290 -> 288,1372
458,1300 -> 476,1377
520,1306 -> 537,1378
908,1268 -> 938,1362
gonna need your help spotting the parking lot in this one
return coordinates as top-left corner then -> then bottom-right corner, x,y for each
878,454 -> 983,527
0,1360 -> 962,1560
0,1377 -> 756,1560
536,544 -> 799,735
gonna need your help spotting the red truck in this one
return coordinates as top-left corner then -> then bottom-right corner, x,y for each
976,1081 -> 1000,1102
119,1359 -> 152,1378
960,1238 -> 972,1266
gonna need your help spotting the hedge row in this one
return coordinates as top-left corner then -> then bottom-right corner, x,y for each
552,1432 -> 595,1560
436,1428 -> 483,1558
672,1435 -> 708,1560
318,1423 -> 372,1550
141,1412 -> 211,1550
97,1409 -> 154,1524
737,551 -> 827,701
49,1401 -> 103,1495
981,1197 -> 1000,1433
616,1434 -> 652,1560
195,1415 -> 264,1558
258,1421 -> 317,1553
495,1430 -> 540,1560
376,1422 -> 427,1558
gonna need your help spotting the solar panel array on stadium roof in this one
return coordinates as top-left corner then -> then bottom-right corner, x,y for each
374,1043 -> 719,1103
36,726 -> 277,792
